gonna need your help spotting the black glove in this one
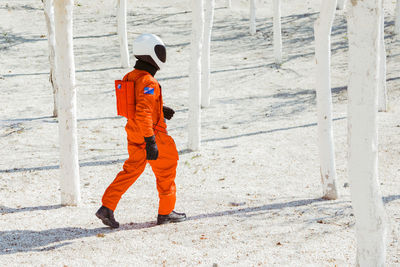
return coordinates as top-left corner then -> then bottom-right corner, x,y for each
144,135 -> 159,160
163,106 -> 175,120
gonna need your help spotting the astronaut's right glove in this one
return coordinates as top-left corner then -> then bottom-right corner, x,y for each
144,135 -> 159,160
163,106 -> 175,120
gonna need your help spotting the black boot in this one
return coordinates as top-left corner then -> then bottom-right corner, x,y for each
157,211 -> 187,225
95,206 -> 120,228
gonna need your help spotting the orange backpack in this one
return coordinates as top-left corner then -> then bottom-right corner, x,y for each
115,79 -> 135,119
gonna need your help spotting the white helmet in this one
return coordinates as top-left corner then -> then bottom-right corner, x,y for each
133,33 -> 166,70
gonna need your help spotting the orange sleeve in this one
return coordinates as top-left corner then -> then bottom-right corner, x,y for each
135,80 -> 158,138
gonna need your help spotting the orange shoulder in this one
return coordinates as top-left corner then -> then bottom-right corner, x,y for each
137,74 -> 157,86
136,74 -> 159,96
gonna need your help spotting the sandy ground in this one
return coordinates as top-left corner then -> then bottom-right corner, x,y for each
0,0 -> 399,266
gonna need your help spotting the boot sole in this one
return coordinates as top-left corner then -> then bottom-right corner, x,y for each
96,212 -> 119,229
157,217 -> 187,225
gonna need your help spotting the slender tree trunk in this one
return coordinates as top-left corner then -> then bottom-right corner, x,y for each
337,0 -> 346,10
117,0 -> 130,68
54,0 -> 81,206
227,0 -> 232,9
250,0 -> 256,35
378,10 -> 387,112
347,0 -> 387,265
273,0 -> 282,64
395,0 -> 400,34
188,0 -> 204,151
42,0 -> 58,117
314,0 -> 339,200
201,0 -> 215,108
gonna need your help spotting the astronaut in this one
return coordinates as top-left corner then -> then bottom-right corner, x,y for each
96,34 -> 186,228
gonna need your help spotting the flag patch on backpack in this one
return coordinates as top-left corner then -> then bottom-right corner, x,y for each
144,87 -> 154,95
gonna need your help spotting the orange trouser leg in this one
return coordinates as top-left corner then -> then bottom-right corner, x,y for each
149,133 -> 179,215
102,144 -> 146,211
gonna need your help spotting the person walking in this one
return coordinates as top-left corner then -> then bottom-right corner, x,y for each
96,34 -> 186,228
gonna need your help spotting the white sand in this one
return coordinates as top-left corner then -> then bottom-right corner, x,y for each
0,0 -> 399,266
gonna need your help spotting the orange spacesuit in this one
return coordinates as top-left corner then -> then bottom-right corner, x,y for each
96,33 -> 185,228
101,69 -> 179,216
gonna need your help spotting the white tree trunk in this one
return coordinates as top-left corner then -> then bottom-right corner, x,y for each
337,0 -> 346,10
395,0 -> 400,34
314,0 -> 339,200
250,0 -> 256,35
378,10 -> 388,112
227,0 -> 232,9
273,0 -> 282,64
54,0 -> 81,206
117,0 -> 130,68
188,0 -> 204,151
201,0 -> 215,108
347,0 -> 387,265
42,0 -> 58,117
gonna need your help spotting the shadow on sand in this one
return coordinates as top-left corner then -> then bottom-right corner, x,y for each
0,197 -> 323,255
1,195 -> 398,255
0,204 -> 62,214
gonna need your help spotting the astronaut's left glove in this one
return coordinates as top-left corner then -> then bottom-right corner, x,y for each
144,135 -> 159,160
163,106 -> 175,120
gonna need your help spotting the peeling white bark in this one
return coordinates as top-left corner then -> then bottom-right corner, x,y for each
201,0 -> 215,108
117,0 -> 130,68
54,0 -> 81,206
378,10 -> 388,112
314,0 -> 339,200
347,0 -> 387,265
42,0 -> 58,117
250,0 -> 256,35
273,0 -> 282,64
188,0 -> 204,151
